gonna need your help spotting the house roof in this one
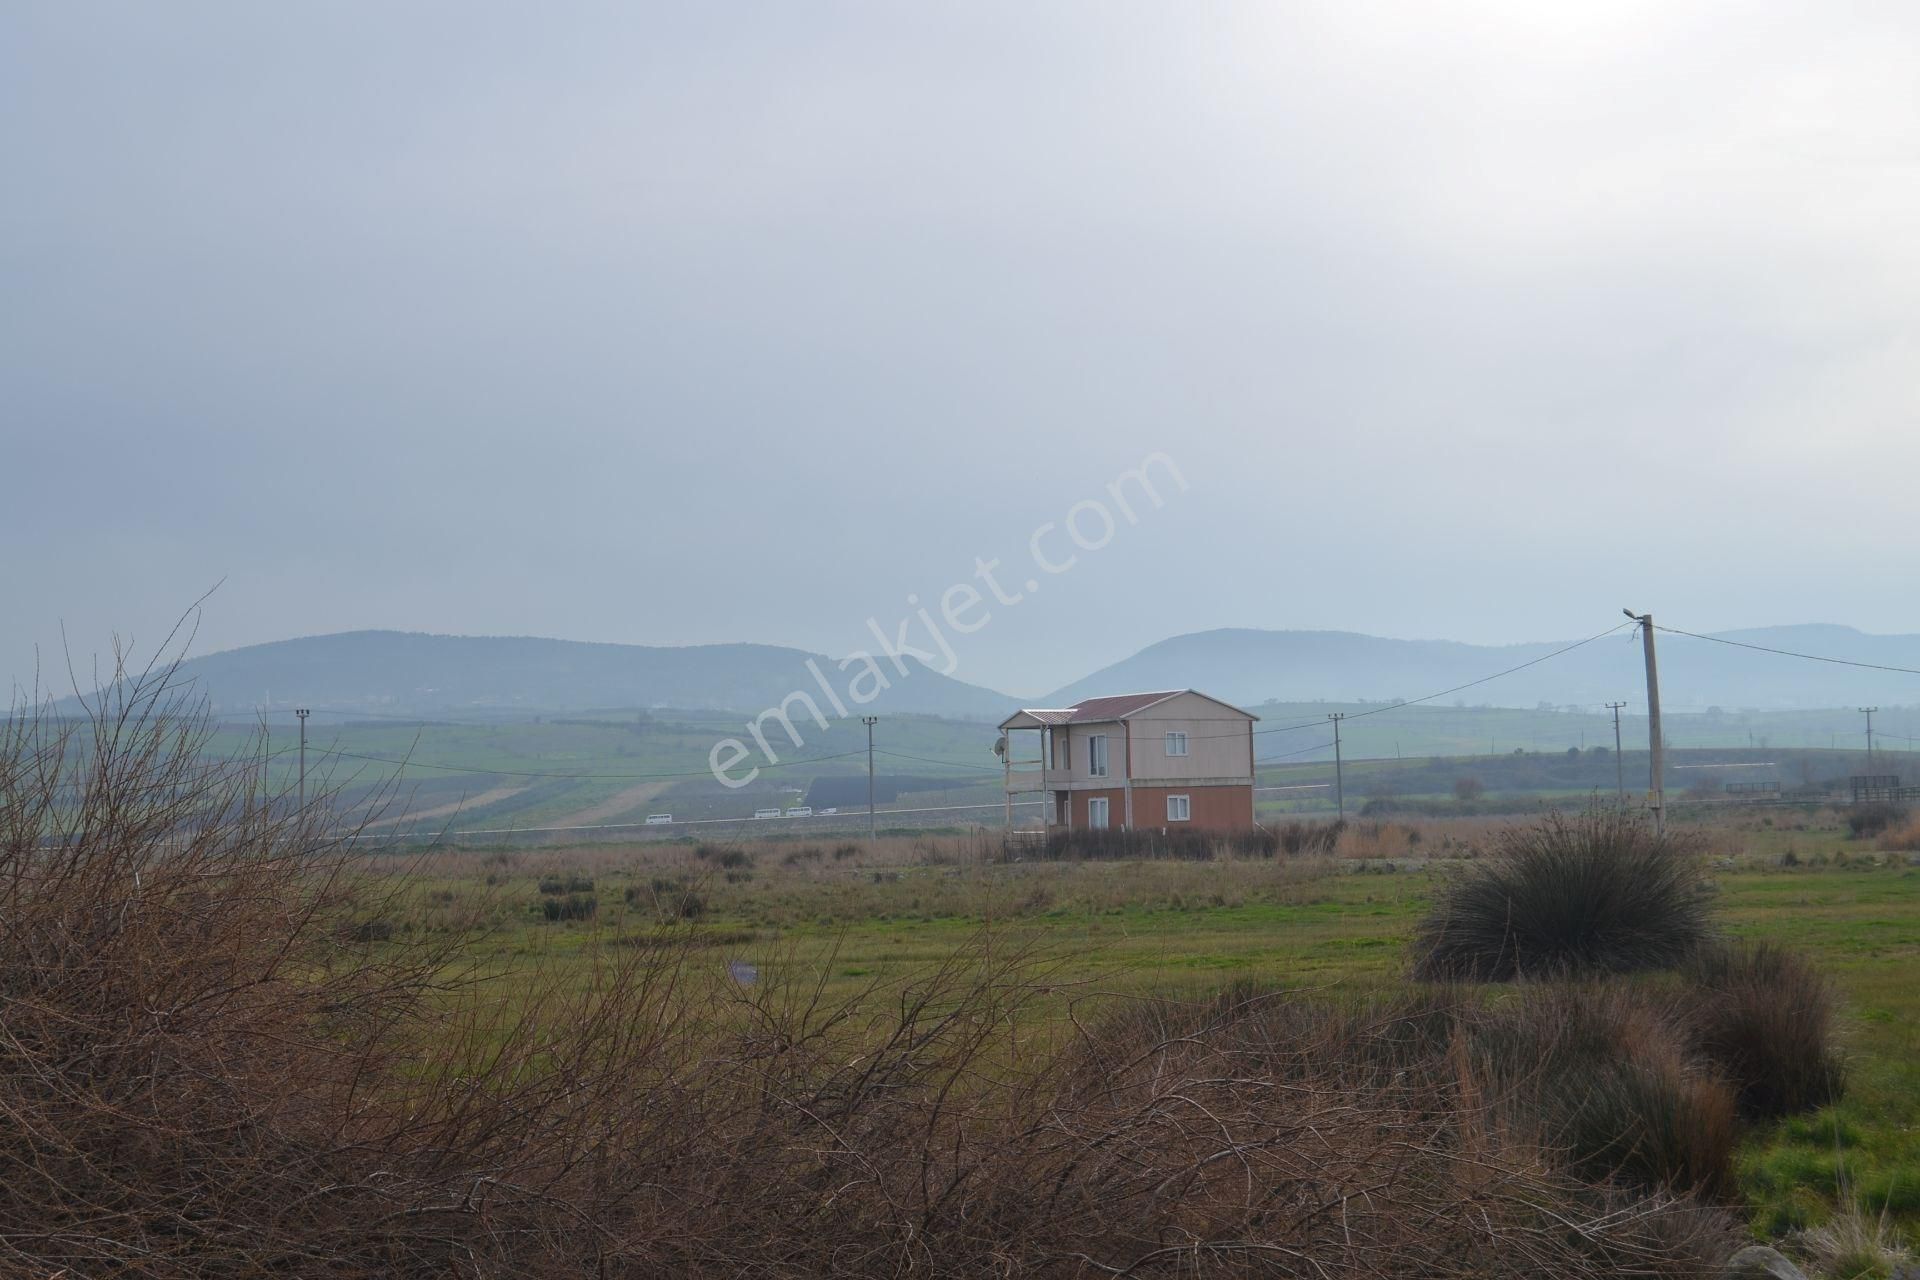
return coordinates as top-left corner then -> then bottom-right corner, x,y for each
1064,690 -> 1188,721
998,689 -> 1256,731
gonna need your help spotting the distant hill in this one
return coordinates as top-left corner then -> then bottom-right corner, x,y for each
1043,625 -> 1920,713
104,630 -> 1015,722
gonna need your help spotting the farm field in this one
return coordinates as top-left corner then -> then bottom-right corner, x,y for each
196,698 -> 1919,841
381,808 -> 1920,1256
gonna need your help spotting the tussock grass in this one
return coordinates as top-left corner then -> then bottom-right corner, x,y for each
1411,809 -> 1713,982
1679,941 -> 1844,1119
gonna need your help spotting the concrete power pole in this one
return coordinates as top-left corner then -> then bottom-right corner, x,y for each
1623,612 -> 1664,837
1327,713 -> 1346,821
1606,701 -> 1628,804
862,715 -> 879,839
295,707 -> 310,812
1861,707 -> 1878,772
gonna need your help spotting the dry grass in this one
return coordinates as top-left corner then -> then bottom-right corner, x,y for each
1681,941 -> 1845,1119
0,659 -> 1768,1278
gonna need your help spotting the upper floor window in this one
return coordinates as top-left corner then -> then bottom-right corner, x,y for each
1165,731 -> 1189,757
1088,734 -> 1109,777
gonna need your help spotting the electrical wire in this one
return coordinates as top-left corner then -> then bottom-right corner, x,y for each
308,745 -> 868,781
1653,624 -> 1920,678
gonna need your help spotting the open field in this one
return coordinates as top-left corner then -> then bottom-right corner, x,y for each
12,675 -> 1920,1278
181,699 -> 1920,842
370,808 -> 1920,1258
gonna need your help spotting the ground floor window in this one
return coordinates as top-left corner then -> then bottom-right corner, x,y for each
1088,796 -> 1110,829
1166,794 -> 1191,822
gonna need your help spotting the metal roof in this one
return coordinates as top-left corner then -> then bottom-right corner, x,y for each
1059,690 -> 1187,722
999,689 -> 1257,731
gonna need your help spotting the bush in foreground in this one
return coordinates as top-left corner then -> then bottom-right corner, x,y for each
1411,809 -> 1712,982
1468,984 -> 1739,1199
1680,941 -> 1844,1118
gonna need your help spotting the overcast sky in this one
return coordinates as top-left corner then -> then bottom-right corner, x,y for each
5,2 -> 1918,698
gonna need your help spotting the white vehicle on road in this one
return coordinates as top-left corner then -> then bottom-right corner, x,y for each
785,806 -> 813,817
753,808 -> 781,820
644,813 -> 672,826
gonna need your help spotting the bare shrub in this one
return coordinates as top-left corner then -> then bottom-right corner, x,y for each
1469,985 -> 1740,1199
1051,984 -> 1738,1274
1846,801 -> 1905,839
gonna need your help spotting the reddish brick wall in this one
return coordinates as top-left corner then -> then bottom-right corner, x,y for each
1128,784 -> 1254,831
1066,788 -> 1126,830
1058,785 -> 1254,831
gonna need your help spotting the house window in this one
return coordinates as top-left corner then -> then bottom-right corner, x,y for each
1165,731 -> 1189,757
1088,796 -> 1110,829
1088,734 -> 1109,777
1167,794 -> 1191,823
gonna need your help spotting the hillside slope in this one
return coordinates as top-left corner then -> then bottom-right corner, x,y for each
122,630 -> 1015,721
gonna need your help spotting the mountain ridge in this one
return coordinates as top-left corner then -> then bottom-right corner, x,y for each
1042,624 -> 1920,712
76,629 -> 1016,722
58,621 -> 1920,723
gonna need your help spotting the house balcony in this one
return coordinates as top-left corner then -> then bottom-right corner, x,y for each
1002,765 -> 1050,793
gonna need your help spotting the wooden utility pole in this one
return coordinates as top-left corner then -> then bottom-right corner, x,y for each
862,716 -> 879,838
1327,713 -> 1346,821
1606,701 -> 1627,804
1623,612 -> 1663,837
295,708 -> 310,812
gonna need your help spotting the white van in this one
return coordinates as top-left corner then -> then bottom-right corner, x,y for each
753,808 -> 781,820
818,807 -> 838,815
644,813 -> 672,826
785,806 -> 813,817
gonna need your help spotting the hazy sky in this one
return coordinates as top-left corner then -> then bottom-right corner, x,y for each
5,2 -> 1918,698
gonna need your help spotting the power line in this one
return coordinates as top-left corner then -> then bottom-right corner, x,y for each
309,745 -> 869,781
875,748 -> 1004,773
1653,625 -> 1920,677
1029,619 -> 1639,752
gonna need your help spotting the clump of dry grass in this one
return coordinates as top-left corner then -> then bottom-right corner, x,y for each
1411,809 -> 1714,981
1877,815 -> 1920,853
1679,941 -> 1845,1118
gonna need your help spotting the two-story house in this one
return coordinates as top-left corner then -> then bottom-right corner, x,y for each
997,689 -> 1258,831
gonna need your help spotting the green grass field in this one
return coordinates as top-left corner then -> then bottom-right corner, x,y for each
380,809 -> 1920,1257
203,697 -> 1920,845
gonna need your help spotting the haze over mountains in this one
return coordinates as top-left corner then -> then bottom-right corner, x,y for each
1043,625 -> 1920,713
63,624 -> 1920,722
101,631 -> 1011,721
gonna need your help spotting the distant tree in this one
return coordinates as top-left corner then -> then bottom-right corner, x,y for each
1453,777 -> 1485,802
1566,746 -> 1581,759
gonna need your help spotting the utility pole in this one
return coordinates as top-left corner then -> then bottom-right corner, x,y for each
1327,713 -> 1346,821
1606,701 -> 1627,804
1622,611 -> 1664,837
295,708 -> 310,812
1861,707 -> 1878,772
862,715 -> 879,839
262,717 -> 273,841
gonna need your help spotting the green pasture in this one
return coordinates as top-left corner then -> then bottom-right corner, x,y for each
386,818 -> 1920,1250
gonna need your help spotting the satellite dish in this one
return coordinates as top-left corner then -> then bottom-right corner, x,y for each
993,735 -> 1007,758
